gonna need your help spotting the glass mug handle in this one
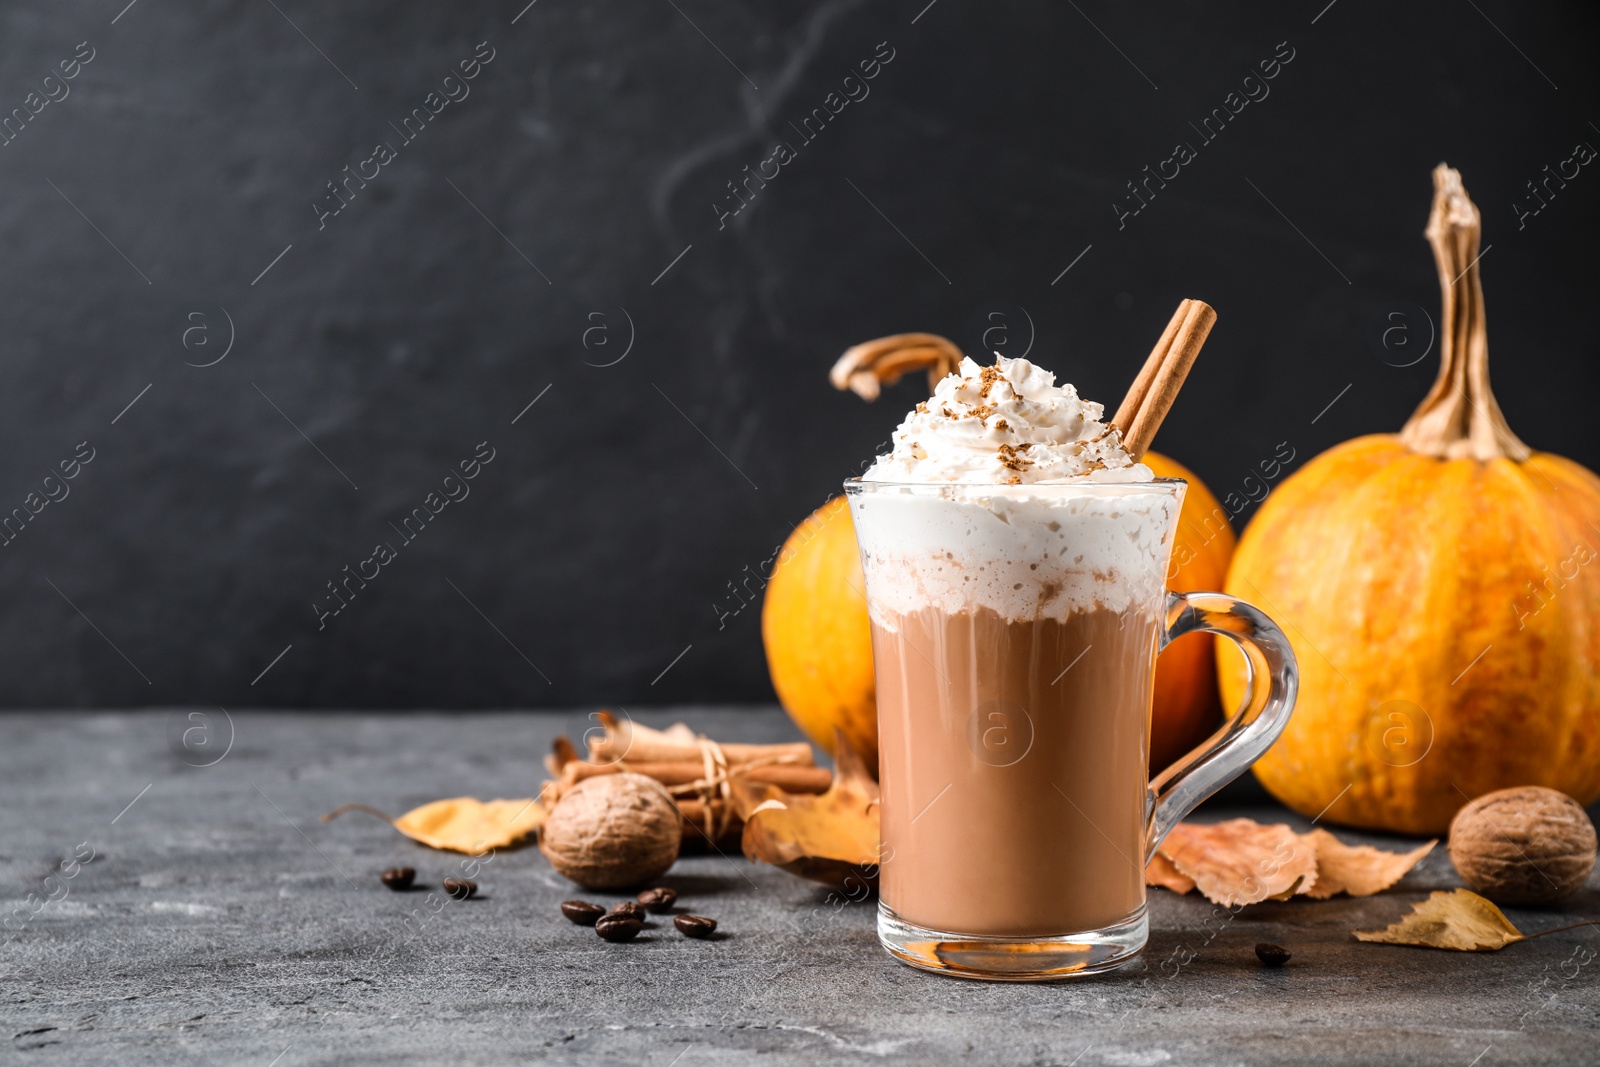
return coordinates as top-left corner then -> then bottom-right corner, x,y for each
1144,591 -> 1299,863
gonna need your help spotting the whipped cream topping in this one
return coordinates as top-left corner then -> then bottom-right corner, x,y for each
849,485 -> 1180,624
861,356 -> 1151,484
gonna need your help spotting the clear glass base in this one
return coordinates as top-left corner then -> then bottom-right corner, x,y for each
878,902 -> 1148,981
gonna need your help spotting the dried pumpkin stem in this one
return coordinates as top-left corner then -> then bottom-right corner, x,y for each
1399,164 -> 1530,462
829,332 -> 964,401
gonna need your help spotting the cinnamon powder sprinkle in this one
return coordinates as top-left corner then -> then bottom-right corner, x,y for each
997,442 -> 1034,473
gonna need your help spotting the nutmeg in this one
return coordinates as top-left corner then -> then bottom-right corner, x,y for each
539,772 -> 681,890
1448,786 -> 1597,906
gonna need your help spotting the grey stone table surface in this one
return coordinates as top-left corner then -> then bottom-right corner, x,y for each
5,709 -> 1599,1067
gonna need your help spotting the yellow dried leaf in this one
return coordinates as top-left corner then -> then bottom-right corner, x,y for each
733,732 -> 880,889
1305,829 -> 1436,899
324,798 -> 544,853
1159,819 -> 1318,906
1355,889 -> 1525,951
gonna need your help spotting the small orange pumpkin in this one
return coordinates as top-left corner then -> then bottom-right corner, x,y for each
763,336 -> 1235,775
1144,452 -> 1235,771
762,495 -> 879,772
1220,165 -> 1600,834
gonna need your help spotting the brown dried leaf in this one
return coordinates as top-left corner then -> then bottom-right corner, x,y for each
1304,829 -> 1436,899
324,798 -> 544,853
1159,819 -> 1318,906
1148,820 -> 1437,905
1355,889 -> 1525,951
734,731 -> 880,889
1144,851 -> 1196,894
1268,875 -> 1307,901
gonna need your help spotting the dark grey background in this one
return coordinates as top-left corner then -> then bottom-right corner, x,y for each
0,0 -> 1594,708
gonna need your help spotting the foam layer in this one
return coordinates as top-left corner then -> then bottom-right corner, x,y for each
861,355 -> 1152,485
847,484 -> 1181,626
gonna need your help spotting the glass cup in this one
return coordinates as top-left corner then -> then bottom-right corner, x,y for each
845,476 -> 1297,980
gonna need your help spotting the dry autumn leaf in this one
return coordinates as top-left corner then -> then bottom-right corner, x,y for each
1158,819 -> 1318,906
324,797 -> 544,853
732,731 -> 880,889
1144,852 -> 1196,895
1304,829 -> 1436,899
1354,889 -> 1525,951
1144,819 -> 1436,906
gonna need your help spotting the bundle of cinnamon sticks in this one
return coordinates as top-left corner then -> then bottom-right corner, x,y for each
542,712 -> 832,850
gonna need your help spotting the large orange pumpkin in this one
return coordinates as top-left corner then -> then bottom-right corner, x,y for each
763,335 -> 1235,775
1220,165 -> 1600,835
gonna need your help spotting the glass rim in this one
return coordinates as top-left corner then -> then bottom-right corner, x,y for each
843,475 -> 1186,495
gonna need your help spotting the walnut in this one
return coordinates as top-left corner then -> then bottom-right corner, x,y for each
539,773 -> 681,890
1448,786 -> 1597,906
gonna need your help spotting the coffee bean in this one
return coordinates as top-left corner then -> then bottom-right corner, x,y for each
637,887 -> 678,913
561,900 -> 606,926
675,914 -> 717,939
608,901 -> 647,921
595,914 -> 644,942
1255,942 -> 1291,968
379,867 -> 415,891
442,878 -> 477,901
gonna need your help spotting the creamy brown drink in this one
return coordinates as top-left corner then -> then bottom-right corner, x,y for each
872,605 -> 1158,936
847,350 -> 1298,980
851,355 -> 1178,940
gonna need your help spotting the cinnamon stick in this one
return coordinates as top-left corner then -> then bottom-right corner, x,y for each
546,735 -> 579,778
588,734 -> 814,767
587,713 -> 814,768
672,800 -> 743,849
1120,300 -> 1217,460
1112,300 -> 1190,435
562,759 -> 832,793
